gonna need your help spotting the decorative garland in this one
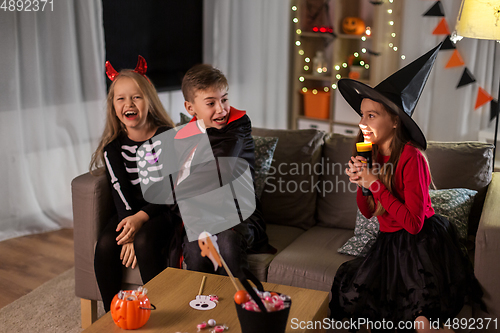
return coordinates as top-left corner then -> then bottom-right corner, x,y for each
423,0 -> 497,120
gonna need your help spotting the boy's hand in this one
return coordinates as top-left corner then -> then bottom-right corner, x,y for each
120,243 -> 137,269
116,211 -> 149,245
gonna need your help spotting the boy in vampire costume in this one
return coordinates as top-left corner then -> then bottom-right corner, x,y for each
137,64 -> 273,279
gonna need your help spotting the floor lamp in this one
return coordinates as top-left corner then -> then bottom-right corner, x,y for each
455,0 -> 500,170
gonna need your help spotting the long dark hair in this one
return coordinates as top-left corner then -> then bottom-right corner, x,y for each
354,107 -> 425,216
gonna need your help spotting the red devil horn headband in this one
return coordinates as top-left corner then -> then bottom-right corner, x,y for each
105,55 -> 148,81
134,55 -> 147,75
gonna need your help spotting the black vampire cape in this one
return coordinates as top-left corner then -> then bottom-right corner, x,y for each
165,107 -> 273,267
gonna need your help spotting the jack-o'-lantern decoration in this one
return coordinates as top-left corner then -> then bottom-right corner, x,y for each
342,17 -> 366,35
111,288 -> 155,330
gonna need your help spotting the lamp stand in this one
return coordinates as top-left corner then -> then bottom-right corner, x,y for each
493,74 -> 500,171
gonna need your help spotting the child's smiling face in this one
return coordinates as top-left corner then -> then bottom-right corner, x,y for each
113,77 -> 149,132
359,98 -> 397,153
184,88 -> 230,129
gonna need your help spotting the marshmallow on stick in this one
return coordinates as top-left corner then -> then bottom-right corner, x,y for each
198,231 -> 240,292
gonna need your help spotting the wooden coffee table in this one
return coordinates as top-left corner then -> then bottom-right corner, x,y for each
83,267 -> 329,332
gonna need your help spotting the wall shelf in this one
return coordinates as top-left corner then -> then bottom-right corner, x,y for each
288,0 -> 403,134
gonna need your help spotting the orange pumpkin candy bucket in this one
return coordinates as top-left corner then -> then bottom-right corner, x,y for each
110,287 -> 156,330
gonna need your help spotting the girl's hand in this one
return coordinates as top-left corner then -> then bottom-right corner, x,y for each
345,156 -> 366,182
345,156 -> 378,189
116,211 -> 149,245
120,243 -> 137,269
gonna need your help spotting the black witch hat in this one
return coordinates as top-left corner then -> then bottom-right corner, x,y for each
338,42 -> 443,150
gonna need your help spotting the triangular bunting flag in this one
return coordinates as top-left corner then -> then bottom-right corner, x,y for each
490,99 -> 499,121
475,87 -> 494,110
456,67 -> 476,88
423,1 -> 445,16
441,35 -> 456,50
445,49 -> 465,68
432,18 -> 451,35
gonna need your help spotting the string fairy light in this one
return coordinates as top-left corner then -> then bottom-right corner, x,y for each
385,0 -> 404,59
291,3 -> 330,94
292,2 -> 373,88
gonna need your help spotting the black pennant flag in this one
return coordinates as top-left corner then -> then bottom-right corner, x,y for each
423,1 -> 445,17
491,99 -> 499,122
457,67 -> 476,88
441,35 -> 456,50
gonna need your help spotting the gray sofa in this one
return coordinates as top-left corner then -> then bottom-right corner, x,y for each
72,128 -> 499,330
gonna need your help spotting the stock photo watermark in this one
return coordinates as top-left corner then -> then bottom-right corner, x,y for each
290,317 -> 499,331
263,158 -> 392,196
1,0 -> 54,12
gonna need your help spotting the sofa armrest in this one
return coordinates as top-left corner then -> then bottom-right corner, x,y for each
475,172 -> 500,321
72,169 -> 114,300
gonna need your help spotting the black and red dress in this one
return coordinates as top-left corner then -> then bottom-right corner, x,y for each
329,143 -> 483,330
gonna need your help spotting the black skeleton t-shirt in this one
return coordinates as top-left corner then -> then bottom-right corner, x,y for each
103,126 -> 172,221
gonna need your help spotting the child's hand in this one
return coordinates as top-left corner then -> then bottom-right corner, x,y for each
116,211 -> 149,245
120,243 -> 137,269
346,156 -> 366,182
346,156 -> 378,189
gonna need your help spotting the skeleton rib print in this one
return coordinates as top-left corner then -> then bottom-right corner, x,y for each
104,141 -> 165,210
125,140 -> 164,185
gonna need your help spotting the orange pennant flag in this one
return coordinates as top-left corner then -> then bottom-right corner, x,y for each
475,87 -> 494,110
432,18 -> 450,35
445,49 -> 465,68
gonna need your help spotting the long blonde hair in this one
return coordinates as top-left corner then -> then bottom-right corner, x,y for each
89,70 -> 174,174
355,106 -> 429,216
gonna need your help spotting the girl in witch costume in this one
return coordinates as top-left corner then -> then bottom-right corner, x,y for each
329,44 -> 484,332
89,56 -> 178,312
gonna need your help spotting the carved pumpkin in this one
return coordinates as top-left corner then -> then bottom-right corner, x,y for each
110,290 -> 154,330
342,17 -> 366,35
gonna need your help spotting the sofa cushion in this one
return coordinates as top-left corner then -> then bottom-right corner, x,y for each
266,226 -> 355,291
338,209 -> 379,257
252,128 -> 324,230
426,141 -> 493,235
338,188 -> 478,258
252,136 -> 279,199
316,133 -> 358,229
429,188 -> 477,240
248,223 -> 305,282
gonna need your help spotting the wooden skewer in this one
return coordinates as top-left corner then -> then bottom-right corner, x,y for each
198,275 -> 207,295
219,255 -> 240,292
198,231 -> 240,292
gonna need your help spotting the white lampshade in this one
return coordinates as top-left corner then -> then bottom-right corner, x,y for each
455,0 -> 500,40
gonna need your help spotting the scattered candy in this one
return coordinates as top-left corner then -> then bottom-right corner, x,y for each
211,325 -> 228,332
209,295 -> 219,303
197,321 -> 207,331
197,320 -> 228,332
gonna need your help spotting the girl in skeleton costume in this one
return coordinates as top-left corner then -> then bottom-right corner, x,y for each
89,56 -> 177,312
